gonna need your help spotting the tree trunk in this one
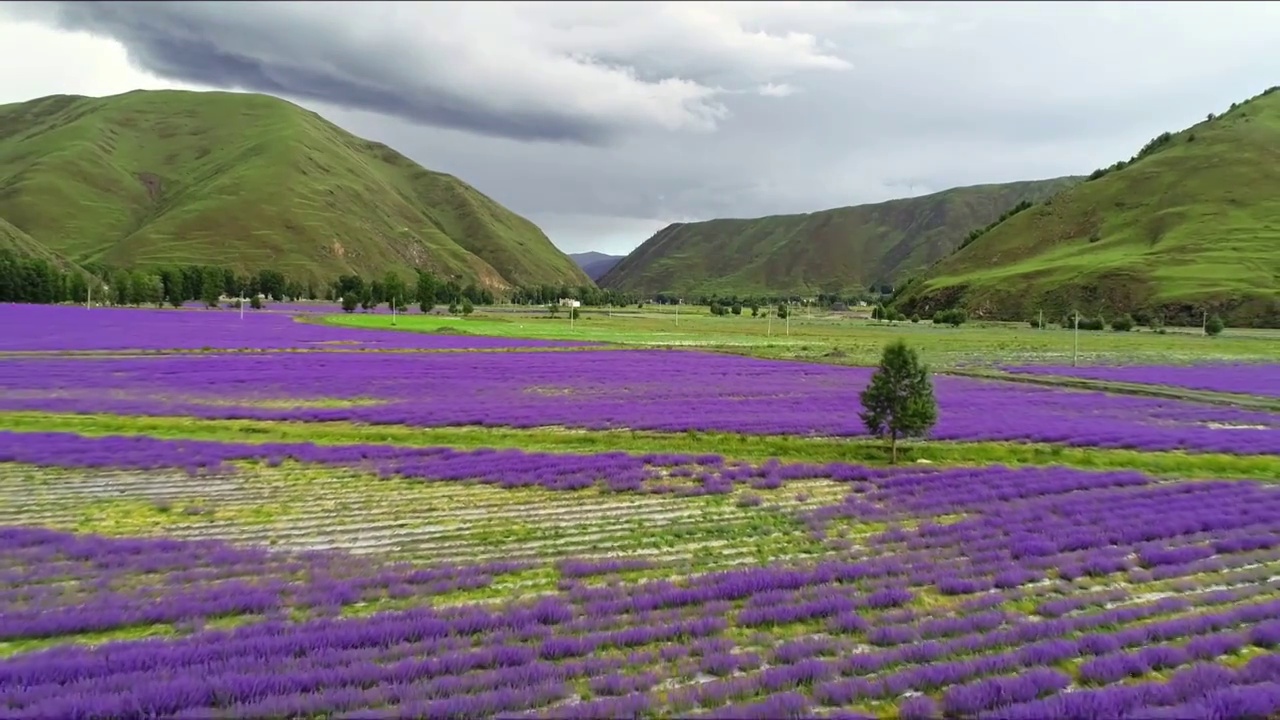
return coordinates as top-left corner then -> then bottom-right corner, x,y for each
890,433 -> 898,464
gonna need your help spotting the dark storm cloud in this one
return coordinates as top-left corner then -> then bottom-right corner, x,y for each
25,1 -> 630,144
15,0 -> 860,146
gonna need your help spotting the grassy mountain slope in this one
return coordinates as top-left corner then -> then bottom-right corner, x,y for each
570,251 -> 625,281
0,216 -> 53,259
895,88 -> 1280,327
0,90 -> 590,288
599,178 -> 1080,296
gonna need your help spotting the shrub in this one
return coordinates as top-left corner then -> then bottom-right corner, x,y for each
1110,314 -> 1134,332
932,309 -> 967,327
250,295 -> 263,310
1076,316 -> 1106,331
910,314 -> 920,324
1206,314 -> 1225,336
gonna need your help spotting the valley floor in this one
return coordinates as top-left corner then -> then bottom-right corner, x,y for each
2,302 -> 1279,718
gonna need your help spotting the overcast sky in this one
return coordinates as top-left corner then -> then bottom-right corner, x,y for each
2,2 -> 1279,256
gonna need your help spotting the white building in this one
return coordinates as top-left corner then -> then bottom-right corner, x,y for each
559,298 -> 581,308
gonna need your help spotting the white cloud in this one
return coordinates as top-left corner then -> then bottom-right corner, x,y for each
757,83 -> 797,98
0,20 -> 194,104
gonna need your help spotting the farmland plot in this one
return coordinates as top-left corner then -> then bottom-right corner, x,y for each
3,304 -> 1280,718
1,352 -> 1278,454
3,438 -> 1280,717
0,304 -> 590,352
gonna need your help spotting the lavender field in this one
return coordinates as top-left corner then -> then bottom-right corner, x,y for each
1005,363 -> 1280,399
2,303 -> 1280,718
0,304 -> 588,352
2,351 -> 1280,453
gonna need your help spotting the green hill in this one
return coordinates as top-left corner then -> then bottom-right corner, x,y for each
894,87 -> 1280,328
0,90 -> 590,289
0,215 -> 54,259
598,178 -> 1080,297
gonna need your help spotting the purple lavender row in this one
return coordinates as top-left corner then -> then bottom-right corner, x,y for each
0,527 -> 528,640
621,594 -> 1280,717
0,431 -> 914,496
6,432 -> 1280,601
985,659 -> 1280,719
5,528 -> 1280,716
861,471 -> 1280,586
6,454 -> 1280,712
4,352 -> 1278,453
1004,362 -> 1280,398
8,432 -> 1280,607
0,303 -> 589,351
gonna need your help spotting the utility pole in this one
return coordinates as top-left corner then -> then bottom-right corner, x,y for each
240,292 -> 246,320
1202,310 -> 1207,336
1072,311 -> 1079,367
86,283 -> 91,310
675,299 -> 679,328
392,295 -> 398,326
570,302 -> 575,330
1039,309 -> 1043,330
768,308 -> 772,337
786,303 -> 790,336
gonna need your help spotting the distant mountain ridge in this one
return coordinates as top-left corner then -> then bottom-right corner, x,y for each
0,89 -> 591,288
598,177 -> 1081,296
894,86 -> 1280,327
569,252 -> 625,281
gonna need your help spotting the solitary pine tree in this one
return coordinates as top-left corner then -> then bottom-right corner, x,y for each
860,340 -> 938,463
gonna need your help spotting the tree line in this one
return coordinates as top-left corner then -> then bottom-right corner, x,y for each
332,274 -> 639,314
0,248 -> 640,311
0,250 -> 328,307
652,288 -> 892,311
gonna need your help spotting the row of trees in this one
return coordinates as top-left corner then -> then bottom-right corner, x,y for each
1047,312 -> 1225,336
0,248 -> 640,312
707,301 -> 791,318
658,288 -> 889,310
0,251 -> 334,308
510,284 -> 636,308
0,251 -> 82,304
332,273 -> 642,314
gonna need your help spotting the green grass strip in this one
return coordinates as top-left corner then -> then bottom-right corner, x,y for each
3,411 -> 1276,480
